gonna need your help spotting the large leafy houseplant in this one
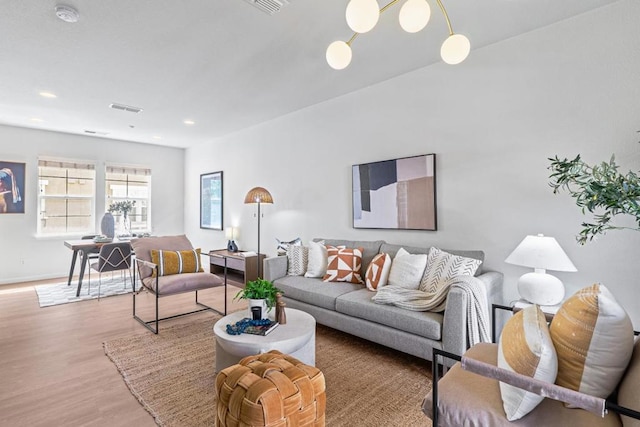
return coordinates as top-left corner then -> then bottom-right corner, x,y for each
234,278 -> 282,311
548,154 -> 640,244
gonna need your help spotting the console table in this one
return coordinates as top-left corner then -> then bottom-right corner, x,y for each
209,249 -> 266,286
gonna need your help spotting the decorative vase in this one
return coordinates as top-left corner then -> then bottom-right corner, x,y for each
118,212 -> 131,236
248,299 -> 269,320
101,212 -> 115,238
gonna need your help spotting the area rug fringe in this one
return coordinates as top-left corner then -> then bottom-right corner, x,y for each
104,315 -> 432,426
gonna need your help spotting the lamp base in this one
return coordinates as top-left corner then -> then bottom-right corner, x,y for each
227,240 -> 238,252
517,272 -> 565,306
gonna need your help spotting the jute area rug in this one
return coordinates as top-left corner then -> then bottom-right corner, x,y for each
104,314 -> 432,426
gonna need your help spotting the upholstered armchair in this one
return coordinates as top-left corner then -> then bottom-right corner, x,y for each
130,234 -> 226,333
424,289 -> 640,427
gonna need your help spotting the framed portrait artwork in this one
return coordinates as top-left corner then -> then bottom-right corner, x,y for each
200,171 -> 223,230
0,161 -> 25,214
352,154 -> 436,230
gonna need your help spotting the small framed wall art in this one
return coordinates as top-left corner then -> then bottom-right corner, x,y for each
352,154 -> 436,230
0,161 -> 25,214
200,171 -> 223,230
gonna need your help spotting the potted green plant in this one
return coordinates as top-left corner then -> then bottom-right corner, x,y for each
548,154 -> 640,244
234,278 -> 283,320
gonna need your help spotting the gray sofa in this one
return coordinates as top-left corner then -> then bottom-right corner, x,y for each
263,238 -> 503,362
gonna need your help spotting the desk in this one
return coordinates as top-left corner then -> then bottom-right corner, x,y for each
64,239 -> 131,297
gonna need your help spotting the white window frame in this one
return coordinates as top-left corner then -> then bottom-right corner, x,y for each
105,164 -> 152,233
37,158 -> 96,236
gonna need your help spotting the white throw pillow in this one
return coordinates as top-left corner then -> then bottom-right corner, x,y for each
498,304 -> 558,421
387,248 -> 428,290
304,240 -> 327,278
286,245 -> 308,276
419,247 -> 482,293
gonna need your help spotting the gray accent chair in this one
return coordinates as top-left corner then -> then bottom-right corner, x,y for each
89,241 -> 132,298
130,235 -> 226,333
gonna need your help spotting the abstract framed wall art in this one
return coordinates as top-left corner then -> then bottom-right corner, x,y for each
0,161 -> 25,214
200,171 -> 223,230
352,154 -> 436,230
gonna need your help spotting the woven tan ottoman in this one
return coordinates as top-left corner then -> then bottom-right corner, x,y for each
216,350 -> 326,427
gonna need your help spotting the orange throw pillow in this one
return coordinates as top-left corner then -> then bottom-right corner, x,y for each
322,246 -> 364,284
151,248 -> 204,277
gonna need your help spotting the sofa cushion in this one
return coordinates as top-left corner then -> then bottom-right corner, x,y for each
419,247 -> 482,293
550,284 -> 634,401
387,248 -> 428,290
365,253 -> 392,291
380,243 -> 485,275
286,245 -> 308,276
322,246 -> 364,284
150,248 -> 204,277
131,235 -> 196,280
273,275 -> 363,311
142,271 -> 223,295
304,240 -> 327,278
314,238 -> 384,273
498,305 -> 558,421
336,288 -> 442,340
618,338 -> 640,427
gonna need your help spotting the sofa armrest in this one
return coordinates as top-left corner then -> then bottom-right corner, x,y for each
442,271 -> 503,357
264,256 -> 287,281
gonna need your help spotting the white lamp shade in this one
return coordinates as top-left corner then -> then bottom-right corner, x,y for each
225,227 -> 238,240
505,234 -> 577,272
399,0 -> 431,33
440,33 -> 470,65
326,41 -> 352,70
346,0 -> 380,34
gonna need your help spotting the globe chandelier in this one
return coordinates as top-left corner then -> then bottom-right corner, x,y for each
326,0 -> 470,70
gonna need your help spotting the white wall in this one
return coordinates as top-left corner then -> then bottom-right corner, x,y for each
185,0 -> 640,326
0,125 -> 185,284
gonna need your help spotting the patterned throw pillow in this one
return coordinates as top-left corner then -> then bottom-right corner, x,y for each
550,284 -> 634,401
365,253 -> 392,291
498,305 -> 558,421
150,248 -> 204,277
322,246 -> 364,284
387,248 -> 428,290
276,237 -> 302,255
304,240 -> 327,278
286,245 -> 309,276
419,247 -> 481,293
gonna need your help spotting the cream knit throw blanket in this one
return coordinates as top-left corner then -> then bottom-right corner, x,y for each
372,275 -> 491,346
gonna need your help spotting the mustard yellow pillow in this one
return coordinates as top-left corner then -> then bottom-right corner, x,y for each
151,248 -> 204,277
550,284 -> 634,400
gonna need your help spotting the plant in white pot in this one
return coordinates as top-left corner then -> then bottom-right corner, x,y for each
233,278 -> 282,320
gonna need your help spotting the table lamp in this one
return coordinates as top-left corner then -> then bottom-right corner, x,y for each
505,234 -> 577,305
225,227 -> 239,252
244,186 -> 273,278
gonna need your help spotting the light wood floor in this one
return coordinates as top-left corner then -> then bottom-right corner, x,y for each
0,276 -> 246,427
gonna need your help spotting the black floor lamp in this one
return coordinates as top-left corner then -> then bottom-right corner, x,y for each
244,186 -> 273,278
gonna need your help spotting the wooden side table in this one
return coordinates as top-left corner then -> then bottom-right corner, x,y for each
209,249 -> 266,286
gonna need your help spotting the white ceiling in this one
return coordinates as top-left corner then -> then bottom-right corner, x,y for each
0,0 -> 618,148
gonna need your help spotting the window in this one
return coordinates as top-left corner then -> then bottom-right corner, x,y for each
105,165 -> 151,232
38,159 -> 96,235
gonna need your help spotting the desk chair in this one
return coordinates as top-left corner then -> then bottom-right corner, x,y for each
90,242 -> 132,299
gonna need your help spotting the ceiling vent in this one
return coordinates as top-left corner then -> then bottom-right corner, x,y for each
84,130 -> 109,136
109,103 -> 143,113
243,0 -> 290,15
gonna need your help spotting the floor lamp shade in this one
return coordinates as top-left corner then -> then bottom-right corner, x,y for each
244,187 -> 273,278
505,234 -> 577,305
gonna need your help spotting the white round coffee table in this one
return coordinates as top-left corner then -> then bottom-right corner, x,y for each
213,308 -> 316,372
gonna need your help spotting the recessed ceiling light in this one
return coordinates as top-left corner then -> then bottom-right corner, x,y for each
39,91 -> 57,98
152,136 -> 162,140
55,5 -> 79,23
183,120 -> 195,125
30,118 -> 44,123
